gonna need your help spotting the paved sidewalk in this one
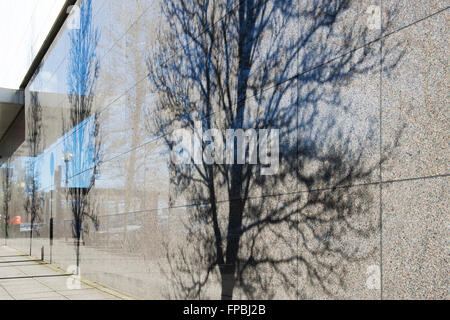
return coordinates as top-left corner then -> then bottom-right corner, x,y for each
0,245 -> 134,300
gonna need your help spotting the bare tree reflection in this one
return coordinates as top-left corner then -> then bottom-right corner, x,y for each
63,0 -> 102,270
147,0 -> 404,299
1,160 -> 12,244
106,1 -> 154,249
24,91 -> 44,256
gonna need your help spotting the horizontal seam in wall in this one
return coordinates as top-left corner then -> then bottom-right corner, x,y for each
90,173 -> 450,219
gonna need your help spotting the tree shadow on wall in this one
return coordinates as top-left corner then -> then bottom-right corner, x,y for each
147,0 -> 405,299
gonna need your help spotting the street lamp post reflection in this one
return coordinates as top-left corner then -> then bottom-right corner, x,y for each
61,152 -> 73,187
61,152 -> 73,242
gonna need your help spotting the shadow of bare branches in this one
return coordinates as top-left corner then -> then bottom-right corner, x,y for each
146,0 -> 405,299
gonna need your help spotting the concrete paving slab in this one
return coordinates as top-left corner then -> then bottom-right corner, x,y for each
0,245 -> 132,300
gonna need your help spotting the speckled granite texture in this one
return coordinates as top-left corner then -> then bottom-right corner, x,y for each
0,1 -> 448,300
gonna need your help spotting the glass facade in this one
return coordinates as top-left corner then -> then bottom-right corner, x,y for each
0,0 -> 448,299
